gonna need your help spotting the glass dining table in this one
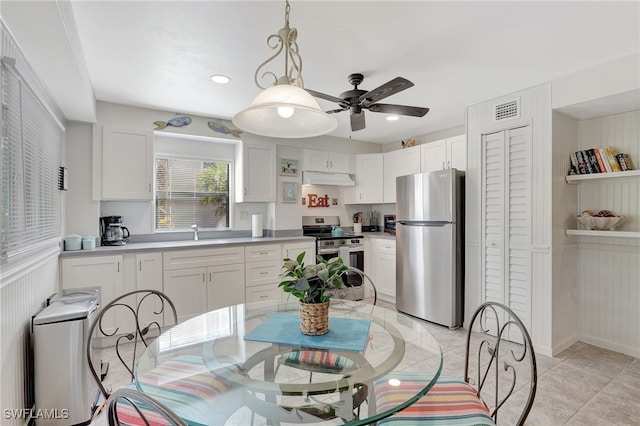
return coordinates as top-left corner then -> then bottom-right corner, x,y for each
134,299 -> 443,425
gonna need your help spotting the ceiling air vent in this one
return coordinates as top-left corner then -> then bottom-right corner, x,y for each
493,98 -> 520,122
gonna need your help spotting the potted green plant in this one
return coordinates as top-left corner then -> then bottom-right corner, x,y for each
278,252 -> 349,335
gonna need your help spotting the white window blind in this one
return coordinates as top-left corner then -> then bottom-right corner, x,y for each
155,156 -> 230,230
0,58 -> 62,259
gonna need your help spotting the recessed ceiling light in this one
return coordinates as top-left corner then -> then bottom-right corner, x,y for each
211,74 -> 230,84
386,115 -> 399,121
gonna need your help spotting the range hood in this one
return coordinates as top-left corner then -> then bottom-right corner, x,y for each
302,171 -> 355,186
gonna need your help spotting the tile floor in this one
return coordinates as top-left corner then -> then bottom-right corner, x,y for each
91,300 -> 640,425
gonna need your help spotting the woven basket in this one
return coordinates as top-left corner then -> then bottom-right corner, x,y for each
299,301 -> 330,335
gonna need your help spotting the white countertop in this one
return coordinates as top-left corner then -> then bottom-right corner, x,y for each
60,235 -> 315,257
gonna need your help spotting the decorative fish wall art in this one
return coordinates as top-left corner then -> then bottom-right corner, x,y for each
153,115 -> 192,130
208,121 -> 242,138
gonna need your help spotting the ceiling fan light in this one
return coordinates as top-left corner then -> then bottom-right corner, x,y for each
232,84 -> 338,138
386,115 -> 400,121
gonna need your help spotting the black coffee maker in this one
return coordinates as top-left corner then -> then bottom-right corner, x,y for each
99,216 -> 130,246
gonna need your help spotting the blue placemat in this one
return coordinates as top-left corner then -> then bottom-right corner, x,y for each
244,312 -> 371,352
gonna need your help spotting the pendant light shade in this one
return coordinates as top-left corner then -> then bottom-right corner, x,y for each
232,0 -> 337,138
232,84 -> 337,138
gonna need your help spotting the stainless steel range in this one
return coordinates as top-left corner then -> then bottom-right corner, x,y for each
302,216 -> 365,300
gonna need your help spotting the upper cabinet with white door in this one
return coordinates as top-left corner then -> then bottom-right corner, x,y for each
420,135 -> 467,172
353,153 -> 384,204
235,140 -> 276,202
99,126 -> 154,200
303,149 -> 351,173
383,146 -> 421,203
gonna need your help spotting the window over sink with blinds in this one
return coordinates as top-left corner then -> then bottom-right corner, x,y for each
155,156 -> 230,231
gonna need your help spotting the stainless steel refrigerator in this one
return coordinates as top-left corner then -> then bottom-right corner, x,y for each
395,169 -> 464,328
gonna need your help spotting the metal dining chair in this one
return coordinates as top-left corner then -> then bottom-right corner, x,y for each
106,388 -> 187,426
373,302 -> 537,425
86,289 -> 179,399
87,290 -> 237,424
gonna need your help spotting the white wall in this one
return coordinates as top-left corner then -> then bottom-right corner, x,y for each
551,111 -> 580,354
65,122 -> 101,237
552,53 -> 640,110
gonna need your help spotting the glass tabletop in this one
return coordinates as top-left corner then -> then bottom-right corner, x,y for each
135,299 -> 443,425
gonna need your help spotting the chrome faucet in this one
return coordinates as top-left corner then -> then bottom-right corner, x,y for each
191,224 -> 199,241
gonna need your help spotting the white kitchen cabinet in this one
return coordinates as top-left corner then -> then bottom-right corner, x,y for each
369,238 -> 396,301
235,140 -> 276,202
420,135 -> 466,172
244,244 -> 283,303
134,252 -> 165,325
303,149 -> 351,173
282,241 -> 316,265
383,146 -> 421,203
163,267 -> 208,323
206,264 -> 245,311
61,255 -> 123,335
353,153 -> 384,204
163,246 -> 245,321
101,126 -> 154,200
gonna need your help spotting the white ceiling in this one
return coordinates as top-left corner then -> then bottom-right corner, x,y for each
4,1 -> 640,144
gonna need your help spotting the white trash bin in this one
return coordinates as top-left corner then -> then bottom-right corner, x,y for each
32,290 -> 100,425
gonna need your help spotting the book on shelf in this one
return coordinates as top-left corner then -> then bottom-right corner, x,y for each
567,146 -> 635,175
603,146 -> 621,172
587,149 -> 602,173
595,149 -> 611,173
616,153 -> 635,171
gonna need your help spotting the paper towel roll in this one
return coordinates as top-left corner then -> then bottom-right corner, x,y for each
252,214 -> 263,238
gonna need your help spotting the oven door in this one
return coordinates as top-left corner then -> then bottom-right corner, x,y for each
317,248 -> 364,290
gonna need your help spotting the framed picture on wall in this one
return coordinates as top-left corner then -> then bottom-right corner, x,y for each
282,181 -> 298,203
280,158 -> 299,176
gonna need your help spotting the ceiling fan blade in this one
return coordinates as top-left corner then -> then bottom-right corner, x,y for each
350,112 -> 366,132
368,103 -> 430,117
326,108 -> 347,114
359,77 -> 414,106
305,88 -> 345,104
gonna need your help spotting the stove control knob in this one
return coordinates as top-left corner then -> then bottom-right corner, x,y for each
351,239 -> 360,244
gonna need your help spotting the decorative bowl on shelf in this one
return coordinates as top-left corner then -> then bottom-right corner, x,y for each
576,215 -> 625,230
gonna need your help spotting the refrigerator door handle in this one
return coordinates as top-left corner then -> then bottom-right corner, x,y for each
398,221 -> 451,226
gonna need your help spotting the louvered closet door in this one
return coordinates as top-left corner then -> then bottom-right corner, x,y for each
481,126 -> 532,331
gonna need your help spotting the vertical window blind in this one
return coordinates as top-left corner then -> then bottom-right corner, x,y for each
155,156 -> 230,230
0,58 -> 62,259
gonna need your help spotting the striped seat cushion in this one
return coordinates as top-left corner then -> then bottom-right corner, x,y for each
374,374 -> 496,426
116,355 -> 233,426
282,349 -> 357,372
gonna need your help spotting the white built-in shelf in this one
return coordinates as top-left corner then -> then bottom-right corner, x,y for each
565,229 -> 640,238
565,170 -> 640,183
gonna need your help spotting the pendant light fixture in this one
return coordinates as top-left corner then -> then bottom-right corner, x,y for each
232,0 -> 337,138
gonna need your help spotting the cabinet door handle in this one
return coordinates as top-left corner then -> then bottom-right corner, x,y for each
117,262 -> 120,273
330,160 -> 333,168
442,161 -> 445,169
139,260 -> 142,271
259,271 -> 269,275
259,251 -> 269,255
202,273 -> 205,282
447,160 -> 451,169
209,272 -> 212,282
244,187 -> 248,196
148,183 -> 151,192
326,160 -> 329,168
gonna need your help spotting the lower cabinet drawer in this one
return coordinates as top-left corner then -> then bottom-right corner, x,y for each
245,260 -> 281,287
246,285 -> 280,303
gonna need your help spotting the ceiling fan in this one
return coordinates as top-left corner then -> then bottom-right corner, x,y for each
305,73 -> 430,132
